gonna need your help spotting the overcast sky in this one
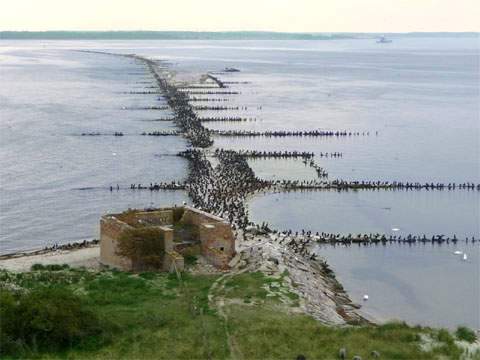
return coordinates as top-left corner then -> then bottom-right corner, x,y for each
1,0 -> 478,32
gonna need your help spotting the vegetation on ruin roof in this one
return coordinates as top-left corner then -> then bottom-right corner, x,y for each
1,267 -> 475,359
114,209 -> 146,228
172,206 -> 185,224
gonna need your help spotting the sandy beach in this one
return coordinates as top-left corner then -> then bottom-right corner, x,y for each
0,246 -> 100,272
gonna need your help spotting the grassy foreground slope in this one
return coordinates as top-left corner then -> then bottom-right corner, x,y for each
0,266 -> 475,359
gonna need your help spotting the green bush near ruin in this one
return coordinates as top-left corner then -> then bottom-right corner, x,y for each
172,206 -> 185,223
0,268 -> 473,359
30,263 -> 70,271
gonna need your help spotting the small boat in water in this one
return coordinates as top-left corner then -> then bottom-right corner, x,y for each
224,67 -> 240,72
377,35 -> 393,44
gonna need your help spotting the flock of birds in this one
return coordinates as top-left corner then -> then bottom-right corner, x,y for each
88,54 -> 478,270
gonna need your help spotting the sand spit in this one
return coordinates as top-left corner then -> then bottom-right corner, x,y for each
0,246 -> 100,273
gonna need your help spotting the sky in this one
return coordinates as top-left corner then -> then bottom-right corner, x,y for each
1,0 -> 478,32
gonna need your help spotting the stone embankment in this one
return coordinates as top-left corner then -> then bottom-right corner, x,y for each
235,231 -> 365,324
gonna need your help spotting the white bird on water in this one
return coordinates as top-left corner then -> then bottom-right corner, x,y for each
463,253 -> 468,261
453,250 -> 463,255
363,294 -> 369,301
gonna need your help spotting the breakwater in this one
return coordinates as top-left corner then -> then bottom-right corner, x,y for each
183,91 -> 240,95
274,179 -> 480,191
78,51 -> 478,246
199,116 -> 256,122
193,106 -> 240,110
215,149 -> 315,159
139,57 -> 214,147
244,228 -> 479,268
210,130 -> 375,137
141,131 -> 180,136
126,182 -> 186,190
189,97 -> 230,102
122,106 -> 169,110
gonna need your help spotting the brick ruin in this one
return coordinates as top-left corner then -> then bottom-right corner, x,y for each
100,206 -> 235,272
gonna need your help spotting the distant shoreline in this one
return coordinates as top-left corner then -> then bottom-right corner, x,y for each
1,31 -> 478,40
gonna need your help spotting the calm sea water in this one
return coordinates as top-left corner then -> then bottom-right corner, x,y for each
1,38 -> 478,328
315,242 -> 479,329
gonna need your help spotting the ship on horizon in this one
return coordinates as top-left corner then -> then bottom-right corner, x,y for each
377,35 -> 393,43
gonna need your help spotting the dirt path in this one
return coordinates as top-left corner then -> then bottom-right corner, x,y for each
208,266 -> 249,360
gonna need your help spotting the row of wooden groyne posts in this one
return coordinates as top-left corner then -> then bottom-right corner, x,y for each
139,116 -> 260,123
103,53 -> 480,197
209,130 -> 377,137
252,228 -> 478,259
80,129 -> 375,137
212,149 -> 344,159
276,179 -> 480,191
82,52 -> 478,246
118,178 -> 480,192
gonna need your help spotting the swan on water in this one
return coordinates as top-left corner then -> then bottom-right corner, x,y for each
363,294 -> 369,301
463,253 -> 468,261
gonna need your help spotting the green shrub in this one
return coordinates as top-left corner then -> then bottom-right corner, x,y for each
31,263 -> 45,271
0,287 -> 104,357
437,328 -> 454,342
184,254 -> 198,266
172,206 -> 185,223
116,209 -> 144,227
455,326 -> 477,343
31,263 -> 69,271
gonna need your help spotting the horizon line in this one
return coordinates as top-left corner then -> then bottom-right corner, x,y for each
1,30 -> 478,34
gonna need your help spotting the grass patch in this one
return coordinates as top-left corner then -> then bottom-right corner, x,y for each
0,268 -> 467,359
227,308 -> 463,360
224,272 -> 269,301
0,269 -> 227,359
223,271 -> 300,306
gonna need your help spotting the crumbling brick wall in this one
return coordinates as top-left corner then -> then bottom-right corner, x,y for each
100,216 -> 134,270
100,206 -> 235,271
198,222 -> 235,269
